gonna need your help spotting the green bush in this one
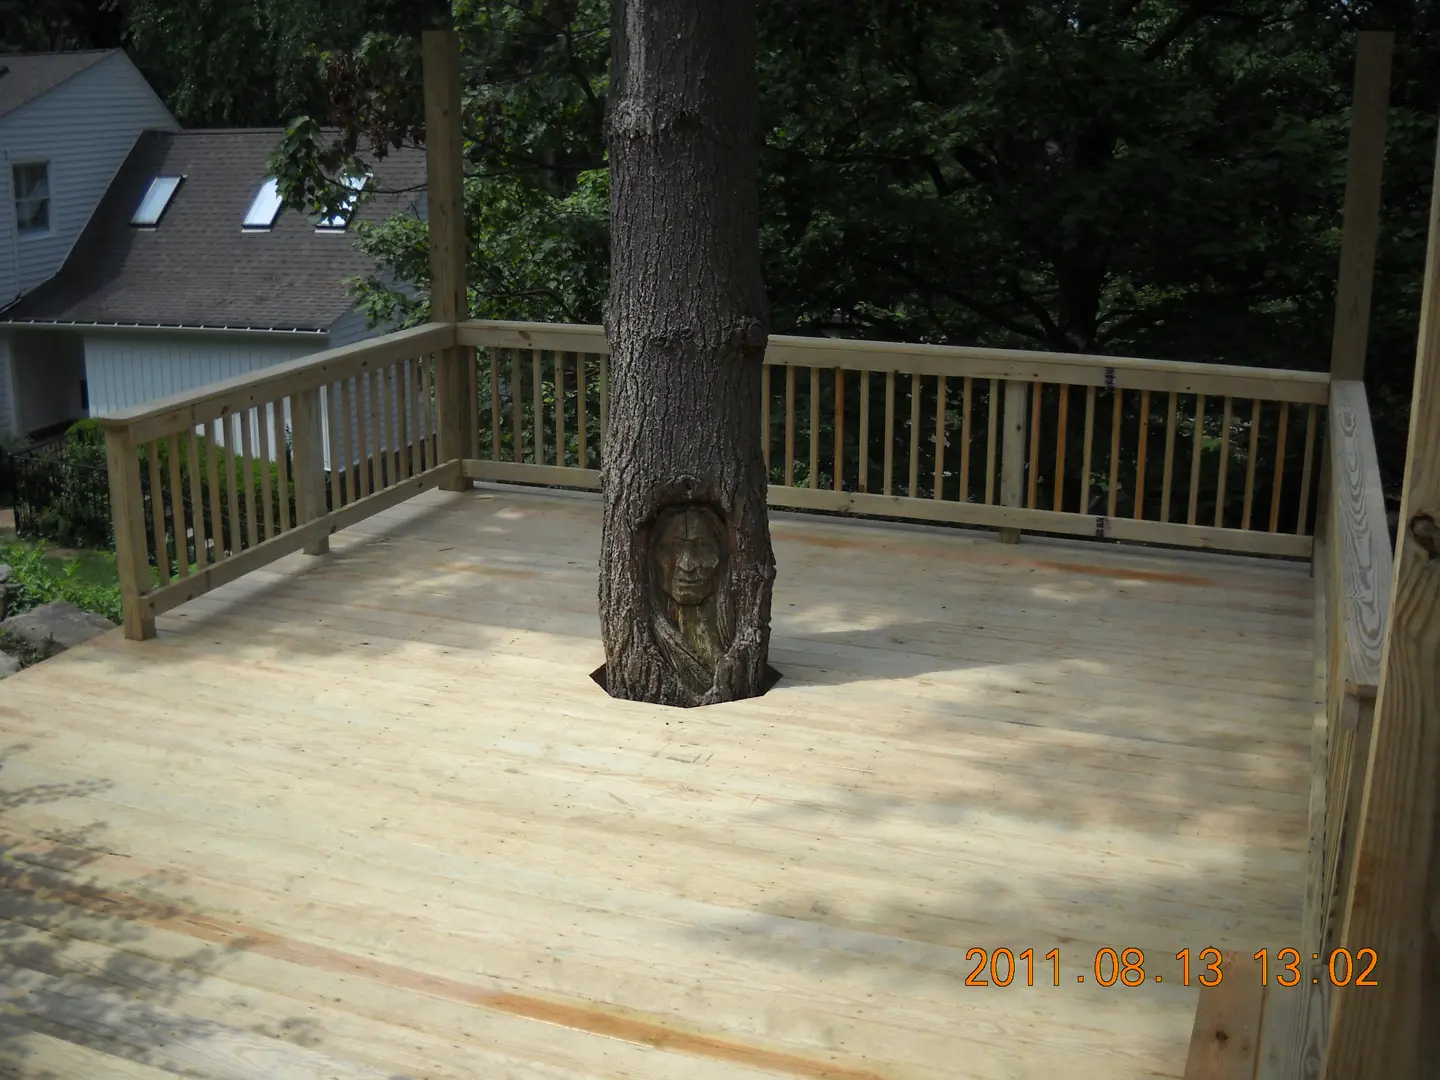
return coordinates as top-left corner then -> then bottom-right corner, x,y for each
0,540 -> 124,624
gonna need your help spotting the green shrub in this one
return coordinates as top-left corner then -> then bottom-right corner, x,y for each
0,540 -> 124,624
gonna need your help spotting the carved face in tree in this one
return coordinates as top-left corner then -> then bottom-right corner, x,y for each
647,503 -> 734,696
652,505 -> 725,607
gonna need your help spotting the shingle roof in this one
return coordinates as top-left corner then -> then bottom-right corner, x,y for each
0,50 -> 114,117
2,129 -> 427,331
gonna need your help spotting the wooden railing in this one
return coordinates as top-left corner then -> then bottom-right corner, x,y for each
456,321 -> 1330,557
99,317 -> 1334,640
1180,377 -> 1394,1079
99,322 -> 463,640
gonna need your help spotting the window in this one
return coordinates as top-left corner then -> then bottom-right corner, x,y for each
243,178 -> 283,230
13,161 -> 50,235
315,173 -> 369,231
131,175 -> 183,226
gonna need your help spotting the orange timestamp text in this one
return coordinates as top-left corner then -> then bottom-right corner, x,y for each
961,947 -> 1379,987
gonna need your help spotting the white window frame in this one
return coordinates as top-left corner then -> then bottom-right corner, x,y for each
12,159 -> 53,238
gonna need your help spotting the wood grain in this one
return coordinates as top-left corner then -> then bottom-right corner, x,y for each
1327,123 -> 1440,1080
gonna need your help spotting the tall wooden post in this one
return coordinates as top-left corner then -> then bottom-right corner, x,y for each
423,28 -> 473,487
1329,32 -> 1393,382
1326,115 -> 1440,1080
103,427 -> 156,641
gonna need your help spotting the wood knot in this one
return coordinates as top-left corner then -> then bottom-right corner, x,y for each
1409,513 -> 1440,559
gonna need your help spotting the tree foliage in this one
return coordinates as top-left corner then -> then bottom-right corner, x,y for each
8,0 -> 1438,489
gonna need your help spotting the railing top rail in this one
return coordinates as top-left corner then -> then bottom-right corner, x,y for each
457,320 -> 1331,403
1328,378 -> 1393,692
98,322 -> 456,445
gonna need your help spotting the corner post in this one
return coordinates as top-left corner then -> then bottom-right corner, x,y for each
103,425 -> 156,640
423,27 -> 473,489
998,379 -> 1028,543
1326,111 -> 1440,1080
290,387 -> 329,554
1329,31 -> 1393,382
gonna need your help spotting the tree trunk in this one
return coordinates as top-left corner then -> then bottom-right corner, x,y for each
599,0 -> 775,707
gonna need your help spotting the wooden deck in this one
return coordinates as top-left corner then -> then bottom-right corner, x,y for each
0,486 -> 1316,1080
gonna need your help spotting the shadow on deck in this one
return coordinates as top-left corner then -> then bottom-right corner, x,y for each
0,486 -> 1315,1080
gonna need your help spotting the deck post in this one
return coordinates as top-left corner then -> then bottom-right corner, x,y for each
1329,31 -> 1393,382
1325,114 -> 1440,1080
290,387 -> 329,554
103,426 -> 156,641
998,379 -> 1028,543
423,27 -> 474,489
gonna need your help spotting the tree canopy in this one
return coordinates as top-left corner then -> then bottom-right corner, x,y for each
4,0 -> 1437,488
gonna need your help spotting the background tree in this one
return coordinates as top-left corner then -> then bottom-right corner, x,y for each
597,0 -> 775,706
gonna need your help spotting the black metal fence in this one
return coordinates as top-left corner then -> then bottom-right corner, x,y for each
12,429 -> 113,549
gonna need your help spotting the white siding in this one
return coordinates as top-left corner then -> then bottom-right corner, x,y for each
0,53 -> 178,302
0,333 -> 16,439
0,163 -> 15,310
83,330 -> 322,418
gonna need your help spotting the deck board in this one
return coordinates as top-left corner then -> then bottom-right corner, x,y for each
0,486 -> 1314,1079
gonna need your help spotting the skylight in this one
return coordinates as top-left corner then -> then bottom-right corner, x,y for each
316,174 -> 369,231
243,178 -> 284,230
131,175 -> 182,226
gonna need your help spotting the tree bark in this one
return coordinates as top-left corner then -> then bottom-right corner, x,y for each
599,0 -> 775,707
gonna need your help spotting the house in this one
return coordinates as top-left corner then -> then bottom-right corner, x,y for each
0,50 -> 425,443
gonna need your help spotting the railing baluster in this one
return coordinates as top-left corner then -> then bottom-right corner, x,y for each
833,368 -> 845,492
760,365 -> 771,475
598,351 -> 608,462
934,374 -> 946,500
226,415 -> 244,550
810,366 -> 821,489
1107,389 -> 1123,519
187,429 -> 208,566
366,369 -> 382,492
1241,399 -> 1262,530
325,384 -> 343,506
421,355 -> 437,470
761,364 -> 771,475
291,386 -> 327,555
467,345 -> 480,460
985,378 -> 999,505
532,349 -> 544,465
908,374 -> 921,497
166,434 -> 188,577
206,420 -> 224,557
241,411 -> 260,548
1269,402 -> 1290,533
1161,392 -> 1178,523
354,375 -> 373,498
380,364 -> 395,487
1080,385 -> 1096,514
258,405 -> 277,539
396,361 -> 413,481
578,353 -> 589,469
858,370 -> 870,493
1188,394 -> 1206,526
785,366 -> 796,488
147,440 -> 170,582
1134,389 -> 1151,520
1053,384 -> 1068,512
959,376 -> 973,503
511,350 -> 523,464
1215,396 -> 1234,528
490,350 -> 502,462
556,352 -> 567,468
884,370 -> 895,496
1027,381 -> 1042,509
1298,404 -> 1318,535
410,359 -> 425,473
276,401 -> 292,531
